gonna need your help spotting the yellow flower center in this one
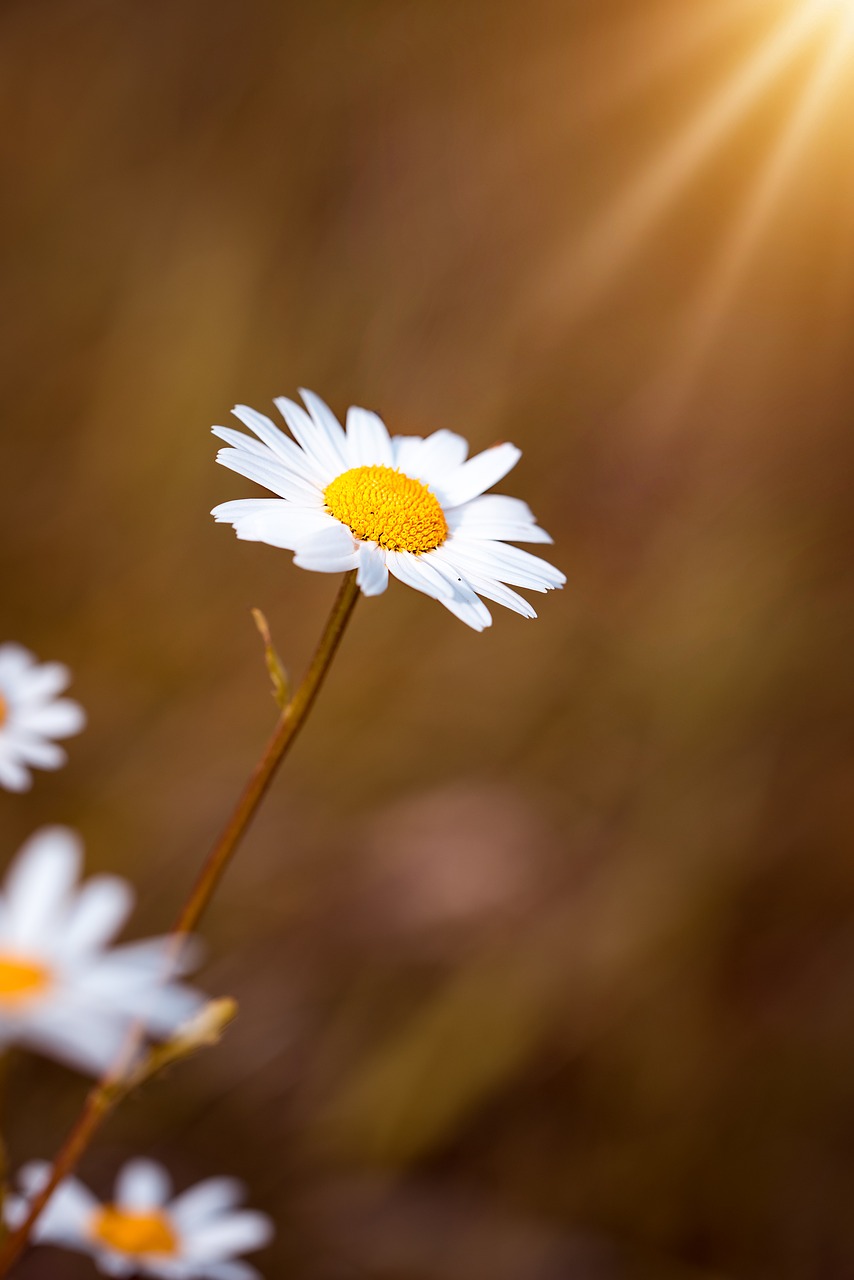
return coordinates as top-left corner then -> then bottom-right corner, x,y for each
0,694 -> 7,727
0,954 -> 52,1006
90,1206 -> 178,1258
324,465 -> 448,553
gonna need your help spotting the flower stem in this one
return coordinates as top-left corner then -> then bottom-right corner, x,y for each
173,569 -> 360,935
0,571 -> 360,1277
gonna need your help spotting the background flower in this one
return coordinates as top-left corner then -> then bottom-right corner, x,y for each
0,644 -> 85,792
0,828 -> 203,1075
7,1158 -> 273,1280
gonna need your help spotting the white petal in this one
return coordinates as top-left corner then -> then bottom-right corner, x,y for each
447,496 -> 553,544
185,1211 -> 274,1260
345,406 -> 394,467
395,429 -> 469,486
104,983 -> 204,1038
291,524 -> 357,571
59,876 -> 134,956
213,428 -> 319,496
0,755 -> 31,791
219,501 -> 335,552
204,1262 -> 263,1280
11,661 -> 70,704
438,443 -> 521,508
3,736 -> 66,770
453,521 -> 553,545
389,434 -> 424,475
216,448 -> 322,504
356,542 -> 389,596
301,523 -> 358,555
95,933 -> 200,976
97,1252 -> 137,1277
438,595 -> 491,631
20,1168 -> 99,1245
386,550 -> 456,602
15,1160 -> 52,1195
2,827 -> 82,947
0,645 -> 34,682
439,559 -> 537,618
211,498 -> 281,522
170,1179 -> 245,1229
229,406 -> 324,480
19,1008 -> 128,1075
212,424 -> 279,458
451,519 -> 552,544
454,494 -> 537,524
293,548 -> 361,574
298,389 -> 350,467
12,699 -> 86,737
388,550 -> 492,628
445,540 -> 566,591
115,1159 -> 172,1210
215,422 -> 321,490
274,395 -> 344,476
425,560 -> 493,631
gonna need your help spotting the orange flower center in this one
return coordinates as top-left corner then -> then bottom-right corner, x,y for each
90,1206 -> 178,1258
324,465 -> 448,553
0,954 -> 52,1006
0,694 -> 7,727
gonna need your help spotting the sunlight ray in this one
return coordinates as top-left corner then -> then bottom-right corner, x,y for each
577,0 -> 772,124
541,0 -> 831,321
650,11 -> 854,419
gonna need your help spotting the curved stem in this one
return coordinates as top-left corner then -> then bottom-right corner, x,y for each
0,571 -> 360,1277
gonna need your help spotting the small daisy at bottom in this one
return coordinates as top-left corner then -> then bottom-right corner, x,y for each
7,1158 -> 274,1279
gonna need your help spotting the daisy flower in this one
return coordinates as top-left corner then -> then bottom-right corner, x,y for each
0,643 -> 86,791
211,391 -> 565,630
7,1158 -> 274,1280
0,828 -> 203,1075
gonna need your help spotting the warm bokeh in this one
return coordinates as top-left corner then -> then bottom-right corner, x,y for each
3,0 -> 854,1275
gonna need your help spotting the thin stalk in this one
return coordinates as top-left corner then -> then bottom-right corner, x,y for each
0,571 -> 360,1277
173,570 -> 359,935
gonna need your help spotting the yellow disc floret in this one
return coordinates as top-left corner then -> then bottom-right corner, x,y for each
324,465 -> 448,553
91,1206 -> 178,1258
0,954 -> 51,1006
0,694 -> 7,727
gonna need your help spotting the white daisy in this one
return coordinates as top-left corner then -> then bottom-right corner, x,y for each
0,828 -> 203,1076
0,643 -> 86,791
7,1158 -> 274,1280
211,391 -> 565,631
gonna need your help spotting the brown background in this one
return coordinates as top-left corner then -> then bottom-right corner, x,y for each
3,1 -> 854,1276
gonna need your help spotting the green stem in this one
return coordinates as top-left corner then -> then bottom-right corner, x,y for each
0,571 -> 360,1277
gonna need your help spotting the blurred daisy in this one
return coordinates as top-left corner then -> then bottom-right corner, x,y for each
212,391 -> 565,630
0,643 -> 85,791
0,828 -> 203,1075
8,1158 -> 274,1279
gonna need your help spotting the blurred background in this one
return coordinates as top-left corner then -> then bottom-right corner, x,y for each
2,0 -> 854,1275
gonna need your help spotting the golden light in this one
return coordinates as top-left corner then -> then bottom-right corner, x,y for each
532,0 -> 854,418
791,0 -> 854,37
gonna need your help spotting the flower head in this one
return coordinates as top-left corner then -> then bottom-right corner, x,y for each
0,643 -> 85,791
212,391 -> 565,630
0,828 -> 203,1075
8,1158 -> 274,1279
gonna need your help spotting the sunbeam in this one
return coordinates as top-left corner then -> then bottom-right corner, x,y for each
539,0 -> 851,323
642,1 -> 854,420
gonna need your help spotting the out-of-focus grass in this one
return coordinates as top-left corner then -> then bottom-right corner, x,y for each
2,1 -> 854,1276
